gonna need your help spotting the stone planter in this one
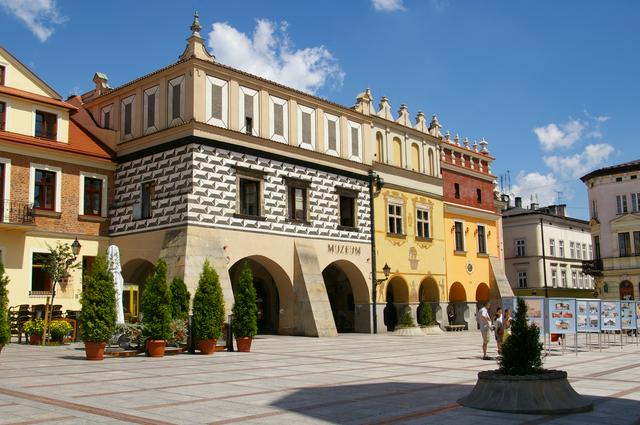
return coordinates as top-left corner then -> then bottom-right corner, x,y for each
458,370 -> 593,414
421,325 -> 444,335
394,326 -> 425,336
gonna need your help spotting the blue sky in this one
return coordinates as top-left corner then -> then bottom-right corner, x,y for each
1,0 -> 638,219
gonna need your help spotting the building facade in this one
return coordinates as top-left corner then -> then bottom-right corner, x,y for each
0,47 -> 115,310
581,160 -> 640,300
502,199 -> 594,298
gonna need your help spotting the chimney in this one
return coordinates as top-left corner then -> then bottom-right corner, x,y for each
501,194 -> 510,207
556,204 -> 566,217
530,202 -> 538,210
515,197 -> 522,208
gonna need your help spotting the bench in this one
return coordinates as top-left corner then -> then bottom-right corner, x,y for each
445,325 -> 466,332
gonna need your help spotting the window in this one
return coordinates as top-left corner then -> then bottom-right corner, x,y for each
31,253 -> 52,293
143,86 -> 159,133
477,224 -> 487,254
286,180 -> 309,221
416,208 -> 430,239
297,104 -> 315,150
83,177 -> 103,216
569,242 -> 575,259
339,193 -> 356,228
476,188 -> 482,203
518,271 -> 527,288
582,243 -> 587,260
101,105 -> 112,129
0,65 -> 4,85
616,194 -> 628,214
632,193 -> 640,212
594,237 -> 600,260
559,240 -> 565,257
121,95 -> 135,139
549,239 -> 555,256
387,203 -> 403,235
619,232 -> 631,257
551,269 -> 557,288
591,199 -> 598,219
576,243 -> 582,259
239,86 -> 259,136
324,113 -> 340,156
0,101 -> 5,130
34,169 -> 56,210
454,221 -> 465,252
141,181 -> 154,219
269,95 -> 288,143
515,239 -> 526,257
571,271 -> 577,288
348,121 -> 362,160
454,183 -> 460,199
35,110 -> 57,140
634,231 -> 640,255
561,270 -> 567,287
239,178 -> 260,217
168,76 -> 185,126
206,76 -> 228,128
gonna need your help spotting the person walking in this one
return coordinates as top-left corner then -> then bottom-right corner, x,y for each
494,307 -> 504,354
477,301 -> 492,360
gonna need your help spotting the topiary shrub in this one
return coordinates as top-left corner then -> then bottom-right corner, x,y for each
24,318 -> 44,336
0,260 -> 10,346
170,277 -> 190,321
80,256 -> 116,342
232,262 -> 258,338
399,311 -> 416,328
49,320 -> 73,342
499,298 -> 544,375
140,259 -> 172,341
192,260 -> 225,341
418,303 -> 437,326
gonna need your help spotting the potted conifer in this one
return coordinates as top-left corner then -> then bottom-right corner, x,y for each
80,256 -> 116,360
140,259 -> 172,357
169,277 -> 190,347
458,298 -> 592,414
418,303 -> 442,334
0,260 -> 10,354
192,260 -> 225,355
232,263 -> 258,352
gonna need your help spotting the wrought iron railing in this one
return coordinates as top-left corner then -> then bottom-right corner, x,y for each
1,199 -> 35,225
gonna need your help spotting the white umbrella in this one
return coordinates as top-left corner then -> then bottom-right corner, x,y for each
107,245 -> 125,325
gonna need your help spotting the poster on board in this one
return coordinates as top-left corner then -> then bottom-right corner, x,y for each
499,296 -> 545,334
576,299 -> 600,333
620,301 -> 637,330
548,298 -> 577,334
601,301 -> 621,331
636,302 -> 640,330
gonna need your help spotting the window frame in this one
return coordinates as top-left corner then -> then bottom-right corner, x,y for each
477,224 -> 487,254
30,164 -> 61,212
561,269 -> 567,287
559,240 -> 565,257
79,171 -> 108,217
168,75 -> 185,127
143,85 -> 160,134
616,194 -> 628,214
0,64 -> 5,85
347,120 -> 362,161
0,101 -> 6,131
297,104 -> 316,150
476,188 -> 482,203
34,109 -> 58,140
549,238 -> 555,256
416,206 -> 430,240
518,271 -> 527,288
31,251 -> 52,295
285,178 -> 310,222
120,94 -> 136,140
206,75 -> 229,128
515,238 -> 526,257
387,202 -> 404,235
239,85 -> 259,136
269,95 -> 288,143
454,183 -> 460,199
101,104 -> 113,129
235,167 -> 265,219
337,187 -> 358,230
569,241 -> 575,259
323,113 -> 341,157
140,180 -> 154,220
454,220 -> 465,252
619,232 -> 631,257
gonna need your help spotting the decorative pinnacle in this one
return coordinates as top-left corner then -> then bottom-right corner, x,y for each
191,11 -> 202,36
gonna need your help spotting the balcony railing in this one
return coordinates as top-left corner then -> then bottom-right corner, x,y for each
582,259 -> 603,276
1,199 -> 35,225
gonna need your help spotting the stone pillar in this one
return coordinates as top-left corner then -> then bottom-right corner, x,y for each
354,303 -> 372,333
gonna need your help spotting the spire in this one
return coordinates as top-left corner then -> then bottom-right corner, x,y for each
354,88 -> 374,115
179,11 -> 214,62
428,114 -> 442,138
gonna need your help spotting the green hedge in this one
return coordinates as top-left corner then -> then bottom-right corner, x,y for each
0,260 -> 10,345
170,277 -> 190,321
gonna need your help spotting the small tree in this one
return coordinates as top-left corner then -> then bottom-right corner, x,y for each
79,256 -> 116,342
140,259 -> 172,341
232,263 -> 258,338
192,260 -> 225,341
499,298 -> 544,375
418,302 -> 437,326
399,311 -> 416,328
170,277 -> 190,321
0,260 -> 10,346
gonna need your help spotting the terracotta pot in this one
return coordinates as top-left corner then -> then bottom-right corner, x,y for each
199,339 -> 217,355
84,341 -> 107,360
147,340 -> 166,357
0,343 -> 4,354
29,335 -> 42,345
236,337 -> 253,352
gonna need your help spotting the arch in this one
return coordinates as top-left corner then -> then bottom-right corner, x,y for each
447,281 -> 469,329
419,277 -> 439,303
322,260 -> 370,333
620,280 -> 634,300
449,281 -> 467,302
410,143 -> 420,172
392,137 -> 403,168
386,276 -> 409,303
122,258 -> 154,286
475,282 -> 490,302
428,148 -> 435,176
121,259 -> 154,321
229,255 -> 295,335
376,131 -> 385,163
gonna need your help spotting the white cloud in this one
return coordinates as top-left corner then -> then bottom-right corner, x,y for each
510,172 -> 563,208
543,143 -> 615,179
0,0 -> 65,42
533,119 -> 585,152
372,0 -> 406,11
208,19 -> 344,95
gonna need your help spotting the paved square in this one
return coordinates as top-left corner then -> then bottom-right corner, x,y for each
1,332 -> 639,424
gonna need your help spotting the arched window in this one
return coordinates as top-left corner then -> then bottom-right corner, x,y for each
376,132 -> 384,163
393,137 -> 403,168
410,143 -> 420,172
428,149 -> 435,175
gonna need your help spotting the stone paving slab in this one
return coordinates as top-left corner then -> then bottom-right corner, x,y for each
1,332 -> 640,424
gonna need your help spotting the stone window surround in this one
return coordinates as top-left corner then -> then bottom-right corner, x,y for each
324,112 -> 340,157
336,187 -> 358,230
78,171 -> 108,217
347,120 -> 362,161
143,85 -> 160,135
239,85 -> 259,136
269,95 -> 288,144
29,163 -> 62,213
100,104 -> 113,129
297,103 -> 316,151
415,204 -> 430,240
284,177 -> 311,223
234,166 -> 266,219
168,75 -> 185,127
206,75 -> 228,128
387,200 -> 404,236
120,94 -> 136,141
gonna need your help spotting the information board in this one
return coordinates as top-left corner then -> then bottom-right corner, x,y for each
501,297 -> 545,334
637,302 -> 640,330
547,298 -> 577,334
576,299 -> 600,333
601,301 -> 621,331
620,301 -> 637,330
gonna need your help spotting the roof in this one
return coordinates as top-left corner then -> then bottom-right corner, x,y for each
0,119 -> 115,161
0,85 -> 77,111
580,159 -> 640,182
502,205 -> 589,225
0,45 -> 62,99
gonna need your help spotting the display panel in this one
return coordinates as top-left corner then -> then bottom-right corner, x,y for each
620,301 -> 637,330
576,299 -> 600,333
601,301 -> 621,331
547,298 -> 577,334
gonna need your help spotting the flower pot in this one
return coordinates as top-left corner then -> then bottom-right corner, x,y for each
29,335 -> 42,345
84,341 -> 107,360
0,344 -> 4,354
236,337 -> 252,352
147,340 -> 166,357
199,338 -> 217,355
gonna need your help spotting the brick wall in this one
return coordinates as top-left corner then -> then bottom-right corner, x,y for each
442,168 -> 496,212
3,151 -> 113,236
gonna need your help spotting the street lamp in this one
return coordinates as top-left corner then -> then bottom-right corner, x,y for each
372,262 -> 391,334
71,238 -> 82,256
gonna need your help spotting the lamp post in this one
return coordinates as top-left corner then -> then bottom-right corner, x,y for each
372,262 -> 391,333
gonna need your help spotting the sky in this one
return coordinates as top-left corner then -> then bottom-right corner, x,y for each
1,0 -> 638,219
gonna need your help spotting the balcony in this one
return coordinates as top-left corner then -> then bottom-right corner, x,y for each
1,199 -> 35,230
582,259 -> 603,276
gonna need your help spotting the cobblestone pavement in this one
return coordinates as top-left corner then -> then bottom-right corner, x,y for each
1,331 -> 639,424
